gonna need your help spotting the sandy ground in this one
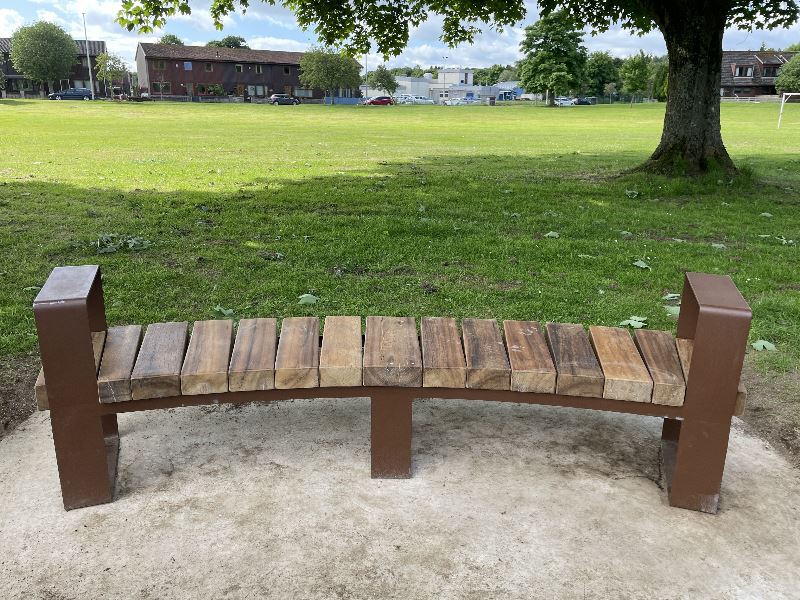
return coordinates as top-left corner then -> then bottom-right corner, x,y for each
1,398 -> 799,599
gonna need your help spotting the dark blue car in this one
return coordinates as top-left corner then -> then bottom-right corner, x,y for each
48,88 -> 94,101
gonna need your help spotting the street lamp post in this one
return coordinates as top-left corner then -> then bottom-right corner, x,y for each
82,13 -> 95,100
441,55 -> 448,104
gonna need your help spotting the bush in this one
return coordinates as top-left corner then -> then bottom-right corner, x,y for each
776,54 -> 800,93
206,84 -> 226,96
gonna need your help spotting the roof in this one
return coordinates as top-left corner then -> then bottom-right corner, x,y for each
137,43 -> 306,65
721,50 -> 797,86
0,38 -> 105,56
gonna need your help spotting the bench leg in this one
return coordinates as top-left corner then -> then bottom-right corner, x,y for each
663,417 -> 731,514
371,391 -> 413,478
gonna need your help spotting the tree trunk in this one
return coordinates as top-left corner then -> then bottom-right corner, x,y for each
546,89 -> 554,106
638,2 -> 735,175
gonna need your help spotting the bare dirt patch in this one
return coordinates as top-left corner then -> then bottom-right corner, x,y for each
0,354 -> 39,439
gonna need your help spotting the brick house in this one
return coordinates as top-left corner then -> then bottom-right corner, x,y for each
720,50 -> 797,97
135,43 -> 353,100
0,38 -> 108,96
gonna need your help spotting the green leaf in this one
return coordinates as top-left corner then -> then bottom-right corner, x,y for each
544,231 -> 560,238
620,316 -> 647,329
212,305 -> 234,318
711,243 -> 726,250
664,305 -> 681,316
625,190 -> 640,198
751,339 -> 776,351
632,259 -> 651,270
298,293 -> 319,305
759,212 -> 773,218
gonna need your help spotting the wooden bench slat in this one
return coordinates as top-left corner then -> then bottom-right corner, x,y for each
363,316 -> 422,387
131,322 -> 189,400
36,331 -> 107,410
503,320 -> 557,393
320,316 -> 363,387
589,326 -> 653,403
421,317 -> 466,388
634,330 -> 685,406
274,317 -> 320,389
676,338 -> 747,416
546,323 -> 604,398
97,325 -> 143,404
462,318 -> 511,390
181,320 -> 234,395
228,318 -> 277,392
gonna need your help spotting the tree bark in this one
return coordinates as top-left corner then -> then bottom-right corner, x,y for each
638,2 -> 736,175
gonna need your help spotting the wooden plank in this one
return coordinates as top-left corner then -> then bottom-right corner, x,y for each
589,326 -> 653,403
274,317 -> 320,389
97,325 -> 143,404
503,320 -> 557,394
363,316 -> 422,387
421,317 -> 466,388
228,318 -> 277,392
36,331 -> 107,410
320,316 -> 362,387
634,330 -> 685,407
130,322 -> 189,400
676,338 -> 747,416
181,320 -> 233,395
546,323 -> 604,398
462,318 -> 510,390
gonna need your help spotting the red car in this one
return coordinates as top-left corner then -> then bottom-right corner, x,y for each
362,96 -> 394,105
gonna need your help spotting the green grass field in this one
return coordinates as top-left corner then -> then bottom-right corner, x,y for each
1,99 -> 798,371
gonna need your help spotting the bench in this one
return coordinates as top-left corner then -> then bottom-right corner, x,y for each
33,265 -> 751,513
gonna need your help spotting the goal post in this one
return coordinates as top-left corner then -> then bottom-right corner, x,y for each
778,92 -> 800,129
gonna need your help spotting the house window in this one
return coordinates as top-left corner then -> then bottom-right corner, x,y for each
155,60 -> 166,70
295,88 -> 313,98
184,61 -> 192,71
283,66 -> 290,75
235,64 -> 243,73
763,65 -> 779,77
256,85 -> 264,95
152,81 -> 172,94
734,65 -> 753,77
205,62 -> 213,72
256,65 -> 263,74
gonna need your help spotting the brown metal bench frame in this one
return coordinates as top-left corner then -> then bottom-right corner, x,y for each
33,266 -> 751,513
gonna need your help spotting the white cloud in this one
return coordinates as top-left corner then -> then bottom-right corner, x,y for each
0,8 -> 25,36
250,36 -> 309,52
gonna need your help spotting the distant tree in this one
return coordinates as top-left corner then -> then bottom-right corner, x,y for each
497,66 -> 518,82
95,52 -> 128,96
584,51 -> 618,97
299,47 -> 361,105
473,64 -> 505,85
776,54 -> 800,92
649,56 -> 668,101
619,51 -> 651,104
603,81 -> 617,103
10,22 -> 76,94
786,42 -> 800,51
207,36 -> 249,49
0,69 -> 6,91
518,10 -> 587,105
158,33 -> 183,45
368,64 -> 398,95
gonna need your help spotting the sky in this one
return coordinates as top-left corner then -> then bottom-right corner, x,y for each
1,0 -> 799,72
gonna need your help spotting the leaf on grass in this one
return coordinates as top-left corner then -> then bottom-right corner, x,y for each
711,243 -> 726,250
664,305 -> 681,316
22,286 -> 41,292
671,238 -> 686,243
633,260 -> 651,270
578,254 -> 595,259
759,212 -> 773,218
751,340 -> 776,351
620,316 -> 647,329
662,293 -> 680,301
544,231 -> 560,238
619,230 -> 633,237
212,305 -> 234,318
625,190 -> 640,198
298,293 -> 318,305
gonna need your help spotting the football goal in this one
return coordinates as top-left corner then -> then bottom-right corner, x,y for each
778,92 -> 800,129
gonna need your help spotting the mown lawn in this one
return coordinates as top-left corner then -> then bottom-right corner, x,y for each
0,99 -> 798,372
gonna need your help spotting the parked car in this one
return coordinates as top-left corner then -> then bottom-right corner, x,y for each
48,88 -> 93,101
270,93 -> 300,105
394,94 -> 415,104
411,95 -> 435,105
363,96 -> 394,105
573,97 -> 593,105
443,97 -> 466,106
555,96 -> 575,106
